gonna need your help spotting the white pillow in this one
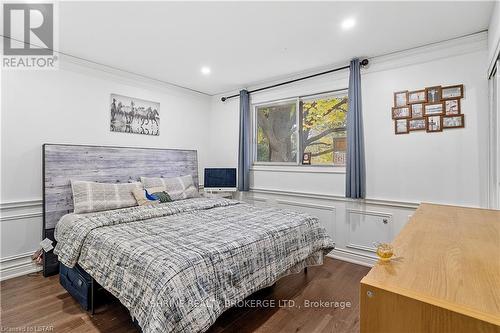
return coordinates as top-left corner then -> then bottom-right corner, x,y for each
140,175 -> 199,201
71,180 -> 142,214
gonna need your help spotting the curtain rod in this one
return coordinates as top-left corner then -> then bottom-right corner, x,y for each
221,58 -> 369,102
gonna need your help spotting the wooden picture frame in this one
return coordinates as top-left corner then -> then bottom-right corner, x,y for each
443,114 -> 465,129
423,102 -> 444,116
408,90 -> 427,104
411,103 -> 424,118
302,152 -> 311,165
392,106 -> 411,119
394,91 -> 409,107
426,115 -> 443,133
391,84 -> 464,135
395,119 -> 409,134
441,84 -> 464,100
408,118 -> 426,131
444,99 -> 461,115
425,86 -> 442,103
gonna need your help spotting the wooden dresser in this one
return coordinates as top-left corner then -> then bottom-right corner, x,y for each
360,203 -> 500,333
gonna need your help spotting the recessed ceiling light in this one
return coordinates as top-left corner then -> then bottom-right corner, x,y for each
341,18 -> 356,30
201,66 -> 211,75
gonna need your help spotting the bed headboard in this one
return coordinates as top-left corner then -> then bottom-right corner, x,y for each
42,143 -> 198,276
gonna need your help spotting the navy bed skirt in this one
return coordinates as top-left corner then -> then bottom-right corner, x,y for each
59,263 -> 93,311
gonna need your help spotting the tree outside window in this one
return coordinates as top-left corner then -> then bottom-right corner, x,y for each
255,91 -> 348,166
256,101 -> 297,162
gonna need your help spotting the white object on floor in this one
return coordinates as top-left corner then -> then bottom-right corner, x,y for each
40,238 -> 54,252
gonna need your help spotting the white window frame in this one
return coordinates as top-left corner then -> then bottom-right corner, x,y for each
251,89 -> 348,169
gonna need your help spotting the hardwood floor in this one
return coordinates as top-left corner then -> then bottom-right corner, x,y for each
0,258 -> 369,333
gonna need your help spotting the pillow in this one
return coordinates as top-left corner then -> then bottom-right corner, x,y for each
151,190 -> 173,203
132,186 -> 173,206
140,175 -> 199,201
71,180 -> 142,214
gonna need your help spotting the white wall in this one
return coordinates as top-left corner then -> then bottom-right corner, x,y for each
211,33 -> 489,207
209,33 -> 490,265
363,51 -> 489,206
0,59 -> 211,279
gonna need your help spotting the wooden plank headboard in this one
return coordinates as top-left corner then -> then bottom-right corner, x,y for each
42,143 -> 199,276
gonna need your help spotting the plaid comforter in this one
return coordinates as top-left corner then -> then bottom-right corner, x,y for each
54,198 -> 334,333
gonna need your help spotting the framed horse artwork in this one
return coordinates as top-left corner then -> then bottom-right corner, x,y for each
110,93 -> 160,136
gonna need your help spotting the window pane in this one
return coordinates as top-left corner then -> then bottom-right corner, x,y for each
256,102 -> 297,162
301,94 -> 348,166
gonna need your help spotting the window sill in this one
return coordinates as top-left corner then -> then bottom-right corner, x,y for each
250,164 -> 346,174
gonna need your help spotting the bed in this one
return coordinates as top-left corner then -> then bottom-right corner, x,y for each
43,144 -> 335,333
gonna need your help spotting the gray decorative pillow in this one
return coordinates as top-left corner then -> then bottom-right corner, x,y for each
140,175 -> 199,201
71,180 -> 142,214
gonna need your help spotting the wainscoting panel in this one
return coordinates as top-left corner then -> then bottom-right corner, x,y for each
0,200 -> 43,280
345,209 -> 392,255
276,200 -> 336,240
243,189 -> 418,267
250,196 -> 269,208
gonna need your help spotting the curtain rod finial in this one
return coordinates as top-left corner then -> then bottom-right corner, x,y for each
361,59 -> 369,67
221,97 -> 227,102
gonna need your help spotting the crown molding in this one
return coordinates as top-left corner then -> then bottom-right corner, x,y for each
214,31 -> 488,98
365,31 -> 488,75
57,54 -> 211,98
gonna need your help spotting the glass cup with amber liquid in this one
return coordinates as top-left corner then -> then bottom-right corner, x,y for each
373,242 -> 395,262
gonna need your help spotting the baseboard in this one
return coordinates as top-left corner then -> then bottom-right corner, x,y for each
327,250 -> 376,268
0,252 -> 42,281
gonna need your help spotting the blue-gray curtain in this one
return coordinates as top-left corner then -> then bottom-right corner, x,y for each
238,90 -> 250,191
345,59 -> 366,199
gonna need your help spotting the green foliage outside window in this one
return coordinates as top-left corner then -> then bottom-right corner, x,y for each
302,95 -> 347,165
256,92 -> 347,166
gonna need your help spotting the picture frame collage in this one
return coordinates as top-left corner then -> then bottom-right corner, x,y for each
392,84 -> 464,135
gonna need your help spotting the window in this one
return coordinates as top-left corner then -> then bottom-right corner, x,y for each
255,101 -> 298,163
301,93 -> 348,165
254,90 -> 348,166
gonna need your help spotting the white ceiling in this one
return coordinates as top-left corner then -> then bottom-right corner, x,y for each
59,1 -> 494,95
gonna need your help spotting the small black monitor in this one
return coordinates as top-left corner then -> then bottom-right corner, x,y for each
204,168 -> 237,191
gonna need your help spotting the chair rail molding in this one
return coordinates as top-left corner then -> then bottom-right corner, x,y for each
0,212 -> 43,222
250,187 -> 420,209
275,199 -> 336,212
0,199 -> 43,223
0,199 -> 43,211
